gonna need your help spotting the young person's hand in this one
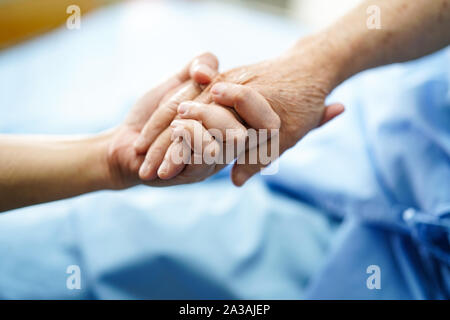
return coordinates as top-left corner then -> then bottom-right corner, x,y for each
0,53 -> 220,212
106,52 -> 219,189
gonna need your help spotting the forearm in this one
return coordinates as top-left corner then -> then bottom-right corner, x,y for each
290,0 -> 450,91
0,133 -> 112,212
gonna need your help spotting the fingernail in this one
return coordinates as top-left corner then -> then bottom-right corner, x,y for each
177,102 -> 189,115
139,162 -> 151,178
197,64 -> 215,80
158,160 -> 169,176
211,83 -> 227,95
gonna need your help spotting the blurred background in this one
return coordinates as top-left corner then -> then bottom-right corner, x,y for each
1,0 -> 448,300
220,0 -> 362,28
0,0 -> 363,50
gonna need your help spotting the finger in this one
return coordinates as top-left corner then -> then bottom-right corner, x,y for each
180,163 -> 226,183
231,136 -> 281,187
138,127 -> 173,180
232,162 -> 265,187
125,78 -> 182,130
211,83 -> 280,130
157,138 -> 190,180
318,103 -> 345,127
189,52 -> 219,85
171,119 -> 221,160
157,119 -> 221,180
129,54 -> 218,129
133,52 -> 219,153
231,148 -> 268,187
177,101 -> 248,144
134,81 -> 201,154
175,52 -> 219,85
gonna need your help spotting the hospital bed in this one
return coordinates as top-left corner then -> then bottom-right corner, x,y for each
0,0 -> 448,299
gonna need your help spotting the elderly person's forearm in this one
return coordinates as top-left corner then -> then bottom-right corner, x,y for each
135,0 -> 450,186
289,0 -> 450,91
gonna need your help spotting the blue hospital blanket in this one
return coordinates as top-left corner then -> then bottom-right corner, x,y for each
0,1 -> 337,299
264,47 -> 450,299
0,1 -> 449,299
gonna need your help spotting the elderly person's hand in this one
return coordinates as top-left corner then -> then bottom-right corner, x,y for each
135,0 -> 450,186
197,38 -> 345,186
134,37 -> 344,186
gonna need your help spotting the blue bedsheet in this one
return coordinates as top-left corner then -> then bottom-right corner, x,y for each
0,1 -> 448,299
265,48 -> 450,299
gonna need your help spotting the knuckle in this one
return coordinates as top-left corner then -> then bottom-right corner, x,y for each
166,99 -> 178,109
149,120 -> 165,133
192,104 -> 207,120
165,98 -> 184,113
234,87 -> 251,106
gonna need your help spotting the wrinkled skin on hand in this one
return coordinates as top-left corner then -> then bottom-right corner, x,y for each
212,57 -> 329,149
192,44 -> 342,185
133,41 -> 343,187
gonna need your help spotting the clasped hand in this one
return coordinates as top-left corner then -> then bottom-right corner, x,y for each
107,50 -> 344,189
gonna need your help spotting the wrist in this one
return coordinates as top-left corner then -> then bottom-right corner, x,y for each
82,130 -> 117,191
103,125 -> 144,190
285,21 -> 376,94
286,33 -> 350,93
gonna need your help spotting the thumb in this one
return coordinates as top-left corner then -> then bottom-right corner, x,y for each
232,103 -> 345,186
318,103 -> 345,127
189,52 -> 219,85
231,162 -> 265,187
231,138 -> 276,187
